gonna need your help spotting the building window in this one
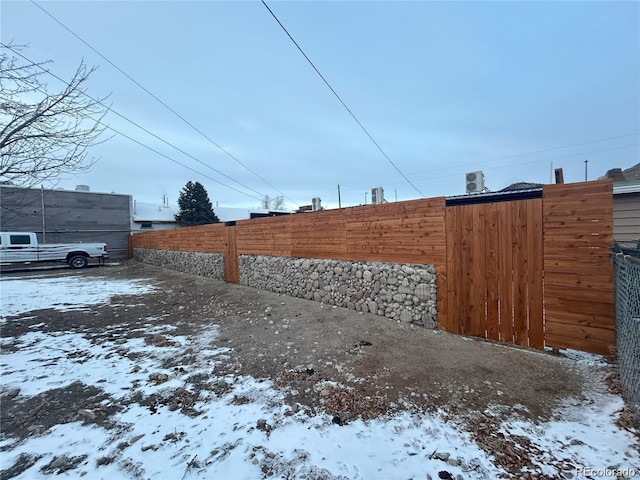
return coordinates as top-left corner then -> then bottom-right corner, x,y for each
140,222 -> 153,229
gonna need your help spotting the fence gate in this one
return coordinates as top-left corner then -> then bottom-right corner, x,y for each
442,198 -> 544,349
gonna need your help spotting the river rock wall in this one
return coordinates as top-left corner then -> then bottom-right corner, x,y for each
134,248 -> 224,280
133,249 -> 437,328
240,255 -> 437,328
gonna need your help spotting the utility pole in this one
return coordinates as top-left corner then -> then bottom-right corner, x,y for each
584,160 -> 589,181
41,185 -> 46,243
337,184 -> 341,209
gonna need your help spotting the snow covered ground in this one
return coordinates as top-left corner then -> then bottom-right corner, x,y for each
1,273 -> 638,479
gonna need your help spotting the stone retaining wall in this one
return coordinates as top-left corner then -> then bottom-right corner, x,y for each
134,248 -> 224,281
133,249 -> 438,328
240,255 -> 437,328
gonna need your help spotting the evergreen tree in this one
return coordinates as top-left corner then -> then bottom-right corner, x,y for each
175,181 -> 220,226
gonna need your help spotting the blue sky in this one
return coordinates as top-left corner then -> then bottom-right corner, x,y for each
2,0 -> 639,210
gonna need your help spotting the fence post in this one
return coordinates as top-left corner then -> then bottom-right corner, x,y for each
224,225 -> 239,283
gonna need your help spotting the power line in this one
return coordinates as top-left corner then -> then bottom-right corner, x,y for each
412,133 -> 640,177
339,133 -> 640,191
261,0 -> 425,198
1,44 -> 266,203
342,142 -> 640,192
30,0 -> 299,208
2,43 -> 273,203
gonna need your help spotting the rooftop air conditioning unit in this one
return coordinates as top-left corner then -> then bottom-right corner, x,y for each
311,197 -> 322,211
465,171 -> 484,194
371,187 -> 384,205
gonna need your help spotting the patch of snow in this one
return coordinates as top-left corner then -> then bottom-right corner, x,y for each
0,275 -> 155,320
557,348 -> 612,367
1,273 -> 638,479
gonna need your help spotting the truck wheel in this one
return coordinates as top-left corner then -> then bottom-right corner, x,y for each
68,255 -> 88,269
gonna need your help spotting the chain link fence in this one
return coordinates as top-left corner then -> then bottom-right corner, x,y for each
612,250 -> 640,427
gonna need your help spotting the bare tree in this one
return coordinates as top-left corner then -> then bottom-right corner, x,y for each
0,44 -> 111,188
261,194 -> 285,210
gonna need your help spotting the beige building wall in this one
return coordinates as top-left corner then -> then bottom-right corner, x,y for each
614,188 -> 640,243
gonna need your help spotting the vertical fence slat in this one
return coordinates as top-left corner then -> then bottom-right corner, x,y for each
498,202 -> 515,344
527,199 -> 544,349
470,204 -> 487,337
485,203 -> 500,341
512,200 -> 530,346
444,206 -> 461,333
461,205 -> 475,335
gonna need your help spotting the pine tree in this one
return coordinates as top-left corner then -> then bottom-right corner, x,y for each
175,181 -> 220,226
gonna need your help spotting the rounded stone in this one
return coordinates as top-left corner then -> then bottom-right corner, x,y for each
363,270 -> 373,282
415,283 -> 431,301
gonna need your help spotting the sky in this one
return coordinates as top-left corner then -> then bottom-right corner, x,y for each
1,272 -> 638,479
1,0 -> 639,211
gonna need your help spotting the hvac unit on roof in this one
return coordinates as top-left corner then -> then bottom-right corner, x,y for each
371,187 -> 384,205
311,197 -> 322,211
465,171 -> 484,193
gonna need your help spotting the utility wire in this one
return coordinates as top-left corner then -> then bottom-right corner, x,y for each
339,133 -> 640,190
340,142 -> 640,192
30,0 -> 299,208
261,0 -> 425,198
2,43 -> 272,203
413,133 -> 640,177
1,44 -> 265,203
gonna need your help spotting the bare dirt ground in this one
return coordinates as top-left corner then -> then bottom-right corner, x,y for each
1,260 -> 635,478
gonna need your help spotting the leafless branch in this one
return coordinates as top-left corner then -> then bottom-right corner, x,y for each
0,43 -> 111,188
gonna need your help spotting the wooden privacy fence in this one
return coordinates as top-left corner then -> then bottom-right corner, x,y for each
131,180 -> 615,355
543,182 -> 614,354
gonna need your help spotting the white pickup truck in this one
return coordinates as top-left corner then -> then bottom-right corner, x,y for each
0,232 -> 109,269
